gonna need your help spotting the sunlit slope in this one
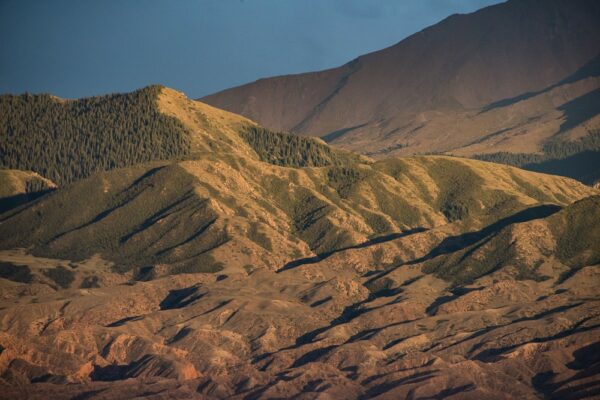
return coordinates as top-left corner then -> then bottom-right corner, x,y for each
0,138 -> 594,279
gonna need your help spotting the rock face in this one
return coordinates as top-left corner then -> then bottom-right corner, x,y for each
0,88 -> 599,399
202,0 -> 600,171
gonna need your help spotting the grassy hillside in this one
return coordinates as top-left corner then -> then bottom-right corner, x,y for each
548,195 -> 600,275
422,195 -> 600,286
0,85 -> 192,184
0,154 -> 594,279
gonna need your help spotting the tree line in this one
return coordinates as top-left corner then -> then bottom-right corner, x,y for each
474,129 -> 600,168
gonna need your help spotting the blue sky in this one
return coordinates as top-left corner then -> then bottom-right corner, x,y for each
0,0 -> 503,98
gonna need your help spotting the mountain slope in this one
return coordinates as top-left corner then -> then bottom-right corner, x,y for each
0,87 -> 599,399
202,0 -> 600,182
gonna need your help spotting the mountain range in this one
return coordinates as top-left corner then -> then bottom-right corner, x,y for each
0,86 -> 599,399
1,0 -> 599,399
203,0 -> 600,183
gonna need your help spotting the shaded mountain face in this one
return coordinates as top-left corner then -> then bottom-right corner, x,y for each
202,0 -> 600,182
0,87 -> 599,399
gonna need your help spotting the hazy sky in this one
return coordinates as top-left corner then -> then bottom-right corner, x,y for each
0,0 -> 503,99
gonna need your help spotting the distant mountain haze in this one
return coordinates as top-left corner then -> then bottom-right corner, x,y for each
202,0 -> 600,165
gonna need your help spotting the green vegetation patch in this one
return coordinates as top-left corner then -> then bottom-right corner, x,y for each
423,158 -> 485,222
0,262 -> 33,283
508,171 -> 553,203
475,130 -> 600,167
43,266 -> 75,289
170,253 -> 225,275
373,158 -> 434,203
423,157 -> 517,223
548,195 -> 600,278
0,164 -> 230,274
474,129 -> 600,184
326,166 -> 370,198
261,174 -> 354,254
289,188 -> 353,254
423,229 -> 548,286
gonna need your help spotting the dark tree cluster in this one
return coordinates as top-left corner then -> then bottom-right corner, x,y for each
0,85 -> 191,184
240,126 -> 360,168
473,130 -> 600,168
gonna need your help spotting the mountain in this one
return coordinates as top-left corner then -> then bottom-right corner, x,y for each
0,87 -> 599,399
202,0 -> 600,183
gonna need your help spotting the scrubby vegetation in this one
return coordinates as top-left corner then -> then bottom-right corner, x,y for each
247,222 -> 273,251
80,275 -> 100,288
0,262 -> 33,283
0,164 -> 230,273
240,126 -> 361,168
422,157 -> 517,223
423,228 -> 547,286
170,253 -> 225,275
43,266 -> 75,289
0,85 -> 191,184
261,175 -> 354,254
326,166 -> 370,198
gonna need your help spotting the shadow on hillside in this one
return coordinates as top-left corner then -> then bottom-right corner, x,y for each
480,53 -> 600,112
0,189 -> 55,215
159,285 -> 205,310
321,123 -> 367,143
416,204 -> 560,261
557,88 -> 600,134
523,150 -> 600,184
277,227 -> 428,273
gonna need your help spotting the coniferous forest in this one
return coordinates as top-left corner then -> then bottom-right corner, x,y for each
474,130 -> 600,183
240,126 -> 361,168
0,85 -> 191,184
